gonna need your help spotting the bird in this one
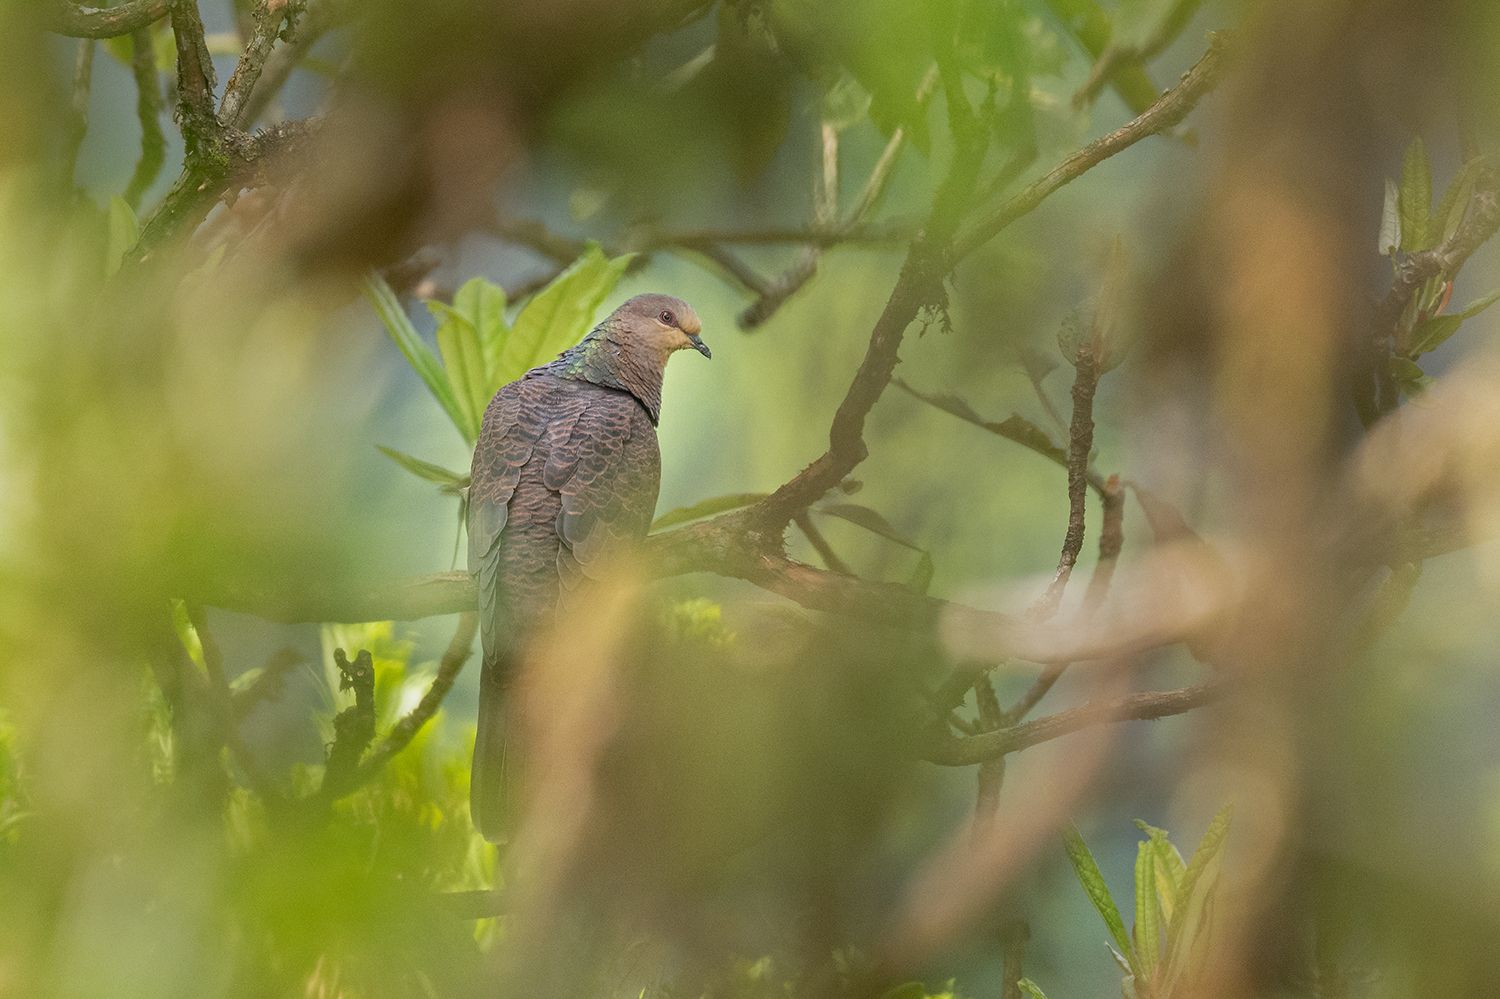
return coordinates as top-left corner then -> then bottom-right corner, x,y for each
466,292 -> 710,841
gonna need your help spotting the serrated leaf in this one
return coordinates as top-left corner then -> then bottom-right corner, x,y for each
1435,157 -> 1483,244
106,196 -> 139,277
1017,980 -> 1049,999
1162,804 -> 1232,986
498,245 -> 635,383
1063,824 -> 1139,975
1408,315 -> 1462,356
1134,841 -> 1161,979
1378,178 -> 1401,256
1134,820 -> 1186,924
376,446 -> 469,493
1399,137 -> 1432,252
364,274 -> 470,440
651,492 -> 768,531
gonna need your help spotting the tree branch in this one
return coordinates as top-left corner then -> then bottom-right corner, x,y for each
952,32 -> 1231,263
169,0 -> 221,167
123,28 -> 167,208
45,0 -> 172,38
894,377 -> 1109,497
318,647 -> 376,799
219,0 -> 302,129
1072,0 -> 1205,110
1032,348 -> 1100,619
1004,476 -> 1124,721
352,612 -> 476,785
925,682 -> 1218,766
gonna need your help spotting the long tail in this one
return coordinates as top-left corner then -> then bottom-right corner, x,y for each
470,656 -> 517,843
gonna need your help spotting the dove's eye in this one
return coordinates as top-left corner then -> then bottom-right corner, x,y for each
659,310 -> 676,326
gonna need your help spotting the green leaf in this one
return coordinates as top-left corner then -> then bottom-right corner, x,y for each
1398,137 -> 1432,252
431,308 -> 487,443
105,196 -> 139,277
1387,355 -> 1425,382
1133,841 -> 1161,979
818,503 -> 923,551
376,446 -> 470,493
651,492 -> 768,531
878,984 -> 927,999
169,598 -> 205,671
1378,178 -> 1401,256
364,274 -> 470,439
1134,820 -> 1187,924
1162,804 -> 1232,986
1456,288 -> 1500,321
1017,980 -> 1049,999
1435,157 -> 1484,244
497,245 -> 635,383
1063,823 -> 1138,975
1408,315 -> 1462,356
429,276 -> 510,380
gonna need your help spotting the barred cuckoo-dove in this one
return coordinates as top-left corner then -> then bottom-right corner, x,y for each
467,293 -> 709,840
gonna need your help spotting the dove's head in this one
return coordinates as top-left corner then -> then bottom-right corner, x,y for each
610,293 -> 710,360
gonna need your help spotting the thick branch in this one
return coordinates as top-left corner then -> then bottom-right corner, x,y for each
169,0 -> 220,166
925,682 -> 1218,766
46,0 -> 171,37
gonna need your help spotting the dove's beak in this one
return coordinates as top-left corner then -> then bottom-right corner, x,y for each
688,333 -> 711,359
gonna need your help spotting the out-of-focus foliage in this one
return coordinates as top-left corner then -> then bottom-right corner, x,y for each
4,0 -> 1500,997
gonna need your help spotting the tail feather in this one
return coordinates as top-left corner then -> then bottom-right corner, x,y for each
471,658 -> 517,843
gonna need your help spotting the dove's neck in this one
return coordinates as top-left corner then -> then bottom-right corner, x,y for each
548,323 -> 667,424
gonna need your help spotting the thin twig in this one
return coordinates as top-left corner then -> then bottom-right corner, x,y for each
740,68 -> 937,329
952,32 -> 1231,263
894,377 -> 1108,497
1072,0 -> 1205,110
319,647 -> 376,798
353,612 -> 477,784
219,0 -> 301,129
1032,350 -> 1100,619
925,682 -> 1218,765
1004,476 -> 1124,721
